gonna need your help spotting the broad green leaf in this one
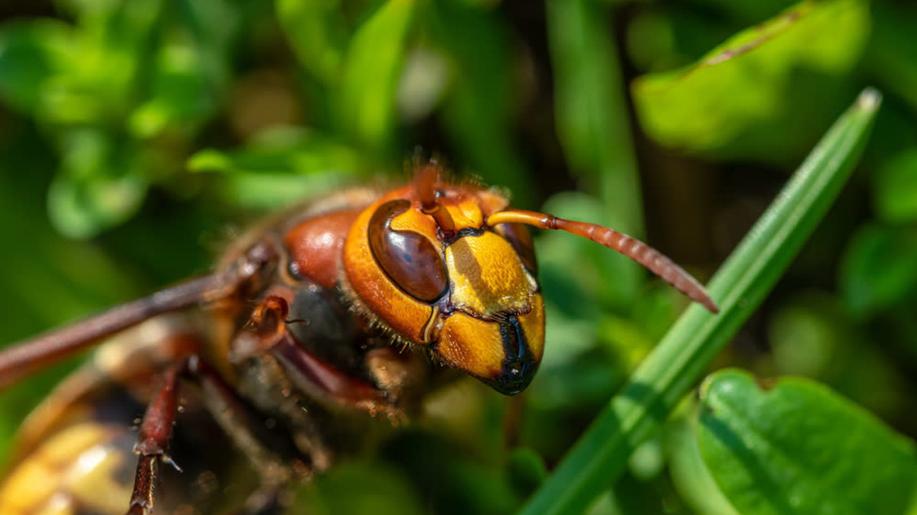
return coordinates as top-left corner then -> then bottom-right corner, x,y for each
429,0 -> 532,205
839,224 -> 917,317
632,0 -> 869,162
873,149 -> 917,223
697,369 -> 917,515
0,21 -> 72,114
276,0 -> 349,84
521,89 -> 881,515
337,0 -> 416,153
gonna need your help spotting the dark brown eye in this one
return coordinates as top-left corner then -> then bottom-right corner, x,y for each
497,223 -> 537,274
368,200 -> 448,302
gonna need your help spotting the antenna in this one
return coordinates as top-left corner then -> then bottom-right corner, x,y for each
487,209 -> 718,313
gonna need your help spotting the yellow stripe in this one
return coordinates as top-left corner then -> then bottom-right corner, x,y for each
0,423 -> 132,515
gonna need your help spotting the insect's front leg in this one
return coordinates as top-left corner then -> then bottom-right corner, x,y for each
128,362 -> 186,515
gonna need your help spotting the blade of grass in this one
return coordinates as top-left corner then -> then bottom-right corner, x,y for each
520,88 -> 882,515
546,0 -> 643,236
337,0 -> 416,155
546,0 -> 644,308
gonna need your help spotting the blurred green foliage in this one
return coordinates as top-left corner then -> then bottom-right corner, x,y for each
0,0 -> 916,513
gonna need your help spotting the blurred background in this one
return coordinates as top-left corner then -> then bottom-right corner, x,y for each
0,0 -> 914,513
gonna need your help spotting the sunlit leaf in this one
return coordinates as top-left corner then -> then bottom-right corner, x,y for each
633,0 -> 869,162
337,0 -> 416,153
697,370 -> 917,515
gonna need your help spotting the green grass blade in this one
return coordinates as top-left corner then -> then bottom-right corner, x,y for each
546,0 -> 643,236
519,88 -> 882,515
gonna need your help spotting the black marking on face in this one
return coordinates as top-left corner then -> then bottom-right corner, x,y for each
490,316 -> 537,395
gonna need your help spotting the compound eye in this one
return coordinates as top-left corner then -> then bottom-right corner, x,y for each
368,200 -> 448,302
496,223 -> 537,274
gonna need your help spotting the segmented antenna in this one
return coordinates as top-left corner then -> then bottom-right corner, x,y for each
486,209 -> 719,313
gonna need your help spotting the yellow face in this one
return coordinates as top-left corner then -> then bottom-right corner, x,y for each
343,187 -> 545,394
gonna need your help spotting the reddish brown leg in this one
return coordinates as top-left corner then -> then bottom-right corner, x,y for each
128,363 -> 186,515
126,349 -> 312,514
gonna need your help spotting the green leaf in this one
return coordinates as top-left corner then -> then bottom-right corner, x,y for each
520,89 -> 881,515
839,224 -> 917,317
276,0 -> 349,84
697,369 -> 917,515
337,0 -> 416,153
0,20 -> 72,114
632,0 -> 869,162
